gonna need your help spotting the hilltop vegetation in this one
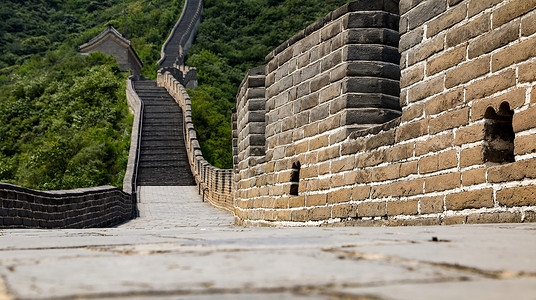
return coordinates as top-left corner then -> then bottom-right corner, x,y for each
0,0 -> 183,190
186,0 -> 352,169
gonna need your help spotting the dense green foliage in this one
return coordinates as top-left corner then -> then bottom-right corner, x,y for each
186,0 -> 352,169
0,0 -> 183,78
0,0 -> 183,189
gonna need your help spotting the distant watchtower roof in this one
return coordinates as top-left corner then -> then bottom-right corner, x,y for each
79,25 -> 143,73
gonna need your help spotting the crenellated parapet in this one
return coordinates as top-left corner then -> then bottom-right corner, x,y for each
232,0 -> 536,226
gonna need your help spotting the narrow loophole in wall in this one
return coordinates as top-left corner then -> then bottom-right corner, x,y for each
483,102 -> 515,164
290,162 -> 301,196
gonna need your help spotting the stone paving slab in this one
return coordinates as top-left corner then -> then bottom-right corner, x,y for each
0,186 -> 534,299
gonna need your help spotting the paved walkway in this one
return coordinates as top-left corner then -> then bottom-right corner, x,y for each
0,187 -> 535,299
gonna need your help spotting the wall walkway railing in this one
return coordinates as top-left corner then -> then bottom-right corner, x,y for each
157,71 -> 234,213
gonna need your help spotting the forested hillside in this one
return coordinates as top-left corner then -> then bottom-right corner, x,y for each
0,0 -> 183,190
186,0 -> 352,169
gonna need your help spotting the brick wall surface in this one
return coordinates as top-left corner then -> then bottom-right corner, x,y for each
232,0 -> 536,226
0,183 -> 134,229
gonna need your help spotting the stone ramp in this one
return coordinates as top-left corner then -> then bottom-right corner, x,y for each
134,80 -> 196,186
122,186 -> 234,229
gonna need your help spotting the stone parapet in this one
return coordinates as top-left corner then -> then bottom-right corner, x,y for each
158,71 -> 234,212
232,0 -> 536,226
0,183 -> 133,229
123,77 -> 143,195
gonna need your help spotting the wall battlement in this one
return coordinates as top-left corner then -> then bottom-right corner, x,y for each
231,0 -> 536,226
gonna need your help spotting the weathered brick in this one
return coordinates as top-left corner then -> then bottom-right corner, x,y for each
366,130 -> 396,150
492,35 -> 536,72
425,172 -> 461,192
385,142 -> 414,162
407,0 -> 447,30
488,159 -> 536,183
274,197 -> 289,209
429,107 -> 470,135
391,178 -> 424,197
357,201 -> 386,217
400,161 -> 418,177
468,20 -> 519,59
519,61 -> 536,83
445,188 -> 493,210
470,87 -> 526,121
396,119 -> 429,142
307,194 -> 327,207
419,150 -> 457,174
513,106 -> 536,133
328,188 -> 351,204
454,123 -> 485,146
407,33 -> 445,66
357,149 -> 386,168
352,185 -> 371,200
308,206 -> 331,221
301,166 -> 319,179
468,0 -> 503,18
497,185 -> 536,207
427,3 -> 467,38
427,44 -> 467,76
460,145 -> 484,168
420,196 -> 444,214
492,0 -> 536,28
332,203 -> 357,218
445,56 -> 490,88
408,75 -> 444,103
320,83 -> 341,103
515,134 -> 536,155
289,196 -> 305,208
533,86 -> 536,104
387,199 -> 419,216
309,135 -> 329,150
424,88 -> 464,116
401,64 -> 425,88
446,13 -> 490,48
330,174 -> 345,188
372,164 -> 400,182
330,156 -> 355,173
467,212 -> 522,224
399,26 -> 424,52
402,103 -> 424,123
318,146 -> 340,163
443,215 -> 467,225
415,132 -> 453,156
462,167 -> 486,186
291,209 -> 308,222
354,170 -> 372,184
466,68 -> 516,101
521,10 -> 536,37
371,183 -> 391,198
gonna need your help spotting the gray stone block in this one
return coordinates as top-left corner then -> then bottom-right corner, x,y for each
347,61 -> 400,80
343,77 -> 400,97
346,28 -> 399,47
345,11 -> 400,30
345,45 -> 400,64
342,108 -> 402,125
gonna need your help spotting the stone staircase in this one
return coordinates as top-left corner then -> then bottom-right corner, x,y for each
134,80 -> 196,186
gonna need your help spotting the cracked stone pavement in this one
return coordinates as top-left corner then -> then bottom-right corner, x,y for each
0,186 -> 535,299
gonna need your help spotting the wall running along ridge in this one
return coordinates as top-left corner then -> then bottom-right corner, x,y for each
157,71 -> 234,212
231,0 -> 536,226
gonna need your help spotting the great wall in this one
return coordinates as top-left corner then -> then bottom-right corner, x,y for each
1,0 -> 536,228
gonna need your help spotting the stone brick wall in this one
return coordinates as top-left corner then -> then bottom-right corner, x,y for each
123,77 -> 143,195
0,183 -> 133,229
232,0 -> 536,226
157,71 -> 234,212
